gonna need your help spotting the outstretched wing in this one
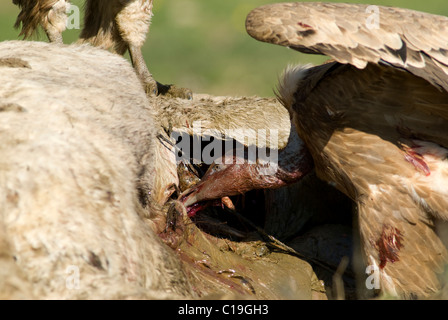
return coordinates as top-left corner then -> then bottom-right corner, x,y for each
246,2 -> 448,92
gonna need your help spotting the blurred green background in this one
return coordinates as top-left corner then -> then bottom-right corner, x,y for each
1,0 -> 448,97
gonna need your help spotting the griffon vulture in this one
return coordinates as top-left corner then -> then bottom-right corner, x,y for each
244,2 -> 448,298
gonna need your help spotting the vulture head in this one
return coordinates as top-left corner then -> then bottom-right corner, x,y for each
245,2 -> 448,299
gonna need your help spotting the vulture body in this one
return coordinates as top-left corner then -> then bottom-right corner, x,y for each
246,2 -> 448,298
12,0 -> 191,98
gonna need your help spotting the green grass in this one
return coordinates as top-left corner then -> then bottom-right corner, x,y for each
2,0 -> 448,97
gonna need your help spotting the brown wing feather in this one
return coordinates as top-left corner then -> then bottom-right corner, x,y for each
358,189 -> 447,298
246,2 -> 448,91
13,0 -> 60,38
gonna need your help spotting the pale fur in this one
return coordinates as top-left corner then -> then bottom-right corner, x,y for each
0,41 -> 193,299
42,0 -> 70,42
0,40 -> 301,299
154,95 -> 292,150
116,0 -> 153,48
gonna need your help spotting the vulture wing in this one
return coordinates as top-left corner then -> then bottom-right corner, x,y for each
246,2 -> 448,297
246,2 -> 448,92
